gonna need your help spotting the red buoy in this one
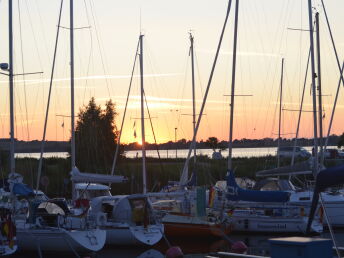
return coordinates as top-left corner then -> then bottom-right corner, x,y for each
166,246 -> 184,258
231,241 -> 248,253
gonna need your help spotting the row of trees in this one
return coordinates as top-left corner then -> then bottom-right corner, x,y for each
74,97 -> 344,172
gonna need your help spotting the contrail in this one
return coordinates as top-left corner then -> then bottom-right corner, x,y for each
0,73 -> 181,86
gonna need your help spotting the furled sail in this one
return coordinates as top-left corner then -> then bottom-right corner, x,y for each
256,159 -> 313,177
70,167 -> 127,184
226,170 -> 290,202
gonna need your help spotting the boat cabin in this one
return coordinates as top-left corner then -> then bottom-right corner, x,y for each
75,183 -> 111,200
90,195 -> 157,227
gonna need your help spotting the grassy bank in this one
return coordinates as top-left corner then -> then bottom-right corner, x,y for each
2,155 -> 343,198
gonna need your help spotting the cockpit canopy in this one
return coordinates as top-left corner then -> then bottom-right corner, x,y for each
253,178 -> 296,191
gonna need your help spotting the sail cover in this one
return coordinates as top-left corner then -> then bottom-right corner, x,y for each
256,160 -> 313,177
226,170 -> 290,202
70,167 -> 127,184
12,183 -> 34,196
307,164 -> 344,233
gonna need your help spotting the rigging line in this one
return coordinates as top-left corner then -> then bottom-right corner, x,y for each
33,0 -> 51,62
12,54 -> 26,142
144,40 -> 178,141
320,0 -> 344,152
82,0 -> 93,105
180,0 -> 233,185
110,39 -> 140,176
23,0 -> 43,70
252,0 -> 286,132
143,89 -> 166,180
18,0 -> 30,141
88,0 -> 112,97
194,49 -> 212,139
323,62 -> 344,157
36,0 -> 64,191
269,84 -> 280,138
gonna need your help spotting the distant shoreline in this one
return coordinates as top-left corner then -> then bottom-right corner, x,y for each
0,134 -> 341,153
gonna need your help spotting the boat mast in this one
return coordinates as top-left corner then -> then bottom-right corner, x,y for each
189,32 -> 197,166
8,0 -> 15,175
315,12 -> 324,164
139,35 -> 147,194
228,0 -> 239,171
70,0 -> 76,170
307,0 -> 319,176
277,58 -> 284,168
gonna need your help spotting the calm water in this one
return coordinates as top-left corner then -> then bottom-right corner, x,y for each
124,146 -> 319,159
16,146 -> 322,160
12,231 -> 344,257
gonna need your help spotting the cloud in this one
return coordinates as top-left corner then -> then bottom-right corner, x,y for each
0,73 -> 181,86
97,95 -> 229,105
272,101 -> 344,110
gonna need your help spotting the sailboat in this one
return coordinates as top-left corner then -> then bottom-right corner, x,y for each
149,30 -> 233,237
223,170 -> 323,233
68,34 -> 164,246
200,0 -> 323,234
248,10 -> 344,228
11,0 -> 106,253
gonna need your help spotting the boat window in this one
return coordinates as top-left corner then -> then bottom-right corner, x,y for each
37,202 -> 65,215
77,190 -> 111,199
88,190 -> 111,199
260,181 -> 280,191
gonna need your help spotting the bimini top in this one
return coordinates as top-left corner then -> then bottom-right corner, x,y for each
226,170 -> 290,203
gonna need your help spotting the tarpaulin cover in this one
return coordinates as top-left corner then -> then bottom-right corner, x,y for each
226,170 -> 290,202
13,183 -> 34,196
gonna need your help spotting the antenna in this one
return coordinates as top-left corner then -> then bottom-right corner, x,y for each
139,7 -> 142,35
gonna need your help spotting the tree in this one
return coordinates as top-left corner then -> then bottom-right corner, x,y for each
74,97 -> 118,172
206,137 -> 219,152
338,133 -> 344,149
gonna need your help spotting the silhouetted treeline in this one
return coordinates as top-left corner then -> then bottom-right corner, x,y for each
122,134 -> 342,151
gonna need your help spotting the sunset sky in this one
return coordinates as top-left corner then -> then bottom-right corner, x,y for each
0,0 -> 344,144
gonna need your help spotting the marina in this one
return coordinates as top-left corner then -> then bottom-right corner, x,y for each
0,0 -> 344,256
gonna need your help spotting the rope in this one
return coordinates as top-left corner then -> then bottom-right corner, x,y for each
18,0 -> 30,140
36,0 -> 64,191
143,90 -> 165,191
110,39 -> 140,176
180,0 -> 233,185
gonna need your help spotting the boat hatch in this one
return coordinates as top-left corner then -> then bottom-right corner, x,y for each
129,198 -> 156,226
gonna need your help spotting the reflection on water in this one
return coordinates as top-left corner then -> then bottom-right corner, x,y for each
11,231 -> 344,257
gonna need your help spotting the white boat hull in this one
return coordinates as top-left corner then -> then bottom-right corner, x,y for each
290,192 -> 344,227
232,215 -> 322,234
103,224 -> 163,246
0,241 -> 17,256
16,228 -> 106,253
